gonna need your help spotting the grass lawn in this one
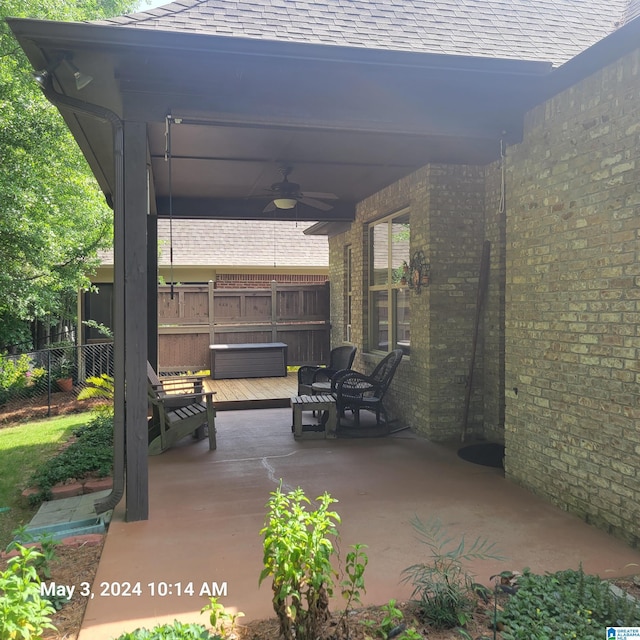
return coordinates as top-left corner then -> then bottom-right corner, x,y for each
0,413 -> 93,548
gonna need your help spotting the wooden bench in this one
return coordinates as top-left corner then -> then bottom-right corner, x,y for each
147,363 -> 216,455
291,394 -> 337,439
209,342 -> 287,379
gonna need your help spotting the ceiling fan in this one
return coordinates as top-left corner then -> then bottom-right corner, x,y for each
262,166 -> 338,213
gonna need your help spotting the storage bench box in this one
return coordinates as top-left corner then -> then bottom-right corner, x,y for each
209,342 -> 287,379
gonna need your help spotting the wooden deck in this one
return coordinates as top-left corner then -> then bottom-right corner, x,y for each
203,371 -> 298,410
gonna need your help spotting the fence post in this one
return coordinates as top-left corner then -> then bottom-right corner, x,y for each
271,280 -> 278,342
208,280 -> 215,348
46,349 -> 52,418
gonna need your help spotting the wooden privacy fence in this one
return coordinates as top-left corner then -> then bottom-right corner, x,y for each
157,282 -> 330,372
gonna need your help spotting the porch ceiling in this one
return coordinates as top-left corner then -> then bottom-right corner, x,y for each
8,18 -> 553,223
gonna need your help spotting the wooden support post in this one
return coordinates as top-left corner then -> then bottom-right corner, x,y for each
123,120 -> 149,521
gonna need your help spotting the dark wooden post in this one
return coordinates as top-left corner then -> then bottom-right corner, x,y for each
123,121 -> 149,521
147,213 -> 158,371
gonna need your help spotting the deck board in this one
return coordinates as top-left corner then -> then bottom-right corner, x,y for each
203,372 -> 298,410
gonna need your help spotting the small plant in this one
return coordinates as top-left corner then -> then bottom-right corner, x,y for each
259,482 -> 341,640
499,566 -> 640,639
362,599 -> 421,640
337,543 -> 369,637
77,373 -> 115,415
114,620 -> 219,639
0,544 -> 57,639
201,596 -> 244,637
401,516 -> 503,630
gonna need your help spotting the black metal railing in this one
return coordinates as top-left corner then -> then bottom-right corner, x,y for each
0,342 -> 114,419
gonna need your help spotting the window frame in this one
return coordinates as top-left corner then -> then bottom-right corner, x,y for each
367,208 -> 410,355
344,245 -> 353,343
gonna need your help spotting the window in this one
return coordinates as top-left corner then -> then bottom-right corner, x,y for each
344,245 -> 353,342
369,210 -> 410,354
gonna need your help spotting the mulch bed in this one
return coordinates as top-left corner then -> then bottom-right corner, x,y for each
0,392 -> 101,428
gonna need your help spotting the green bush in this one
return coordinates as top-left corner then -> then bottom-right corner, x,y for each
0,353 -> 47,405
0,544 -> 57,639
115,620 -> 220,640
500,567 -> 640,639
27,413 -> 113,504
259,483 -> 341,640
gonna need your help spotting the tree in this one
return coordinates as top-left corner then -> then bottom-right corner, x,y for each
0,0 -> 142,350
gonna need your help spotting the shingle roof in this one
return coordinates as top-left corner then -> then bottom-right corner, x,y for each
99,220 -> 328,268
94,0 -> 630,67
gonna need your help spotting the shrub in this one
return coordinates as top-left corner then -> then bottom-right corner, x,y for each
114,620 -> 220,640
401,516 -> 503,630
0,544 -> 57,639
0,353 -> 37,405
499,567 -> 640,639
27,413 -> 113,504
259,483 -> 341,640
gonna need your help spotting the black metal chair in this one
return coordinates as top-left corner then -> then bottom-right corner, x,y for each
297,345 -> 357,395
331,349 -> 403,428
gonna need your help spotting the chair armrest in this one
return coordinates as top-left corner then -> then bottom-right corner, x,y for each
155,390 -> 216,404
334,371 -> 380,397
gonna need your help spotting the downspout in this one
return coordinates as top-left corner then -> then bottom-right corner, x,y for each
37,75 -> 125,515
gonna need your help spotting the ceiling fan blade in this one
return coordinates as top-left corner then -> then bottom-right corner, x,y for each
263,201 -> 277,213
299,197 -> 334,211
301,191 -> 338,200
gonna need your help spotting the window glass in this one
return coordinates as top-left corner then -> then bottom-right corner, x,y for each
368,210 -> 411,354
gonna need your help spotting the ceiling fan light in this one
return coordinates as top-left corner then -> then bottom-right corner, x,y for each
273,198 -> 297,209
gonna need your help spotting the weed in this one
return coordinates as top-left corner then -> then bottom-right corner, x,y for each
337,543 -> 369,637
362,599 -> 421,640
401,516 -> 503,630
201,596 -> 244,637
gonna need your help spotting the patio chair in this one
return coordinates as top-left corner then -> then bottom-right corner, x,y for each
331,349 -> 403,429
147,362 -> 216,454
297,345 -> 357,395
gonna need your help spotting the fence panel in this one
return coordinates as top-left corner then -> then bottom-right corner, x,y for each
157,283 -> 329,372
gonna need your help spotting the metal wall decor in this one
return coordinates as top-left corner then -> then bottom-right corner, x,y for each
408,250 -> 430,293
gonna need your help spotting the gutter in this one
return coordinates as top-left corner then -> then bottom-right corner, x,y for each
37,74 -> 125,516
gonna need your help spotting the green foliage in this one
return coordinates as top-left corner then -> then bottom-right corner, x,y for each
259,483 -> 341,640
361,599 -> 422,640
341,543 -> 368,608
499,567 -> 640,639
0,0 -> 139,347
27,413 -> 113,504
401,516 -> 503,630
0,353 -> 46,405
201,596 -> 244,636
81,319 -> 113,338
7,529 -> 59,581
0,543 -> 57,639
77,373 -> 115,415
114,620 -> 220,640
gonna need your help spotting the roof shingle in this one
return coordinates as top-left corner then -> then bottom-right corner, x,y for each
99,220 -> 328,268
94,0 -> 631,67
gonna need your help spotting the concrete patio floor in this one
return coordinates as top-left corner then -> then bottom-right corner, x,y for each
79,407 -> 640,638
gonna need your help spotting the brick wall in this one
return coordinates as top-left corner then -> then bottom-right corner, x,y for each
504,49 -> 640,545
214,273 -> 327,289
484,158 -> 507,442
329,164 -> 487,439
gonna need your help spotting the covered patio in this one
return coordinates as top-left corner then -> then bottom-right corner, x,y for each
78,407 -> 640,638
